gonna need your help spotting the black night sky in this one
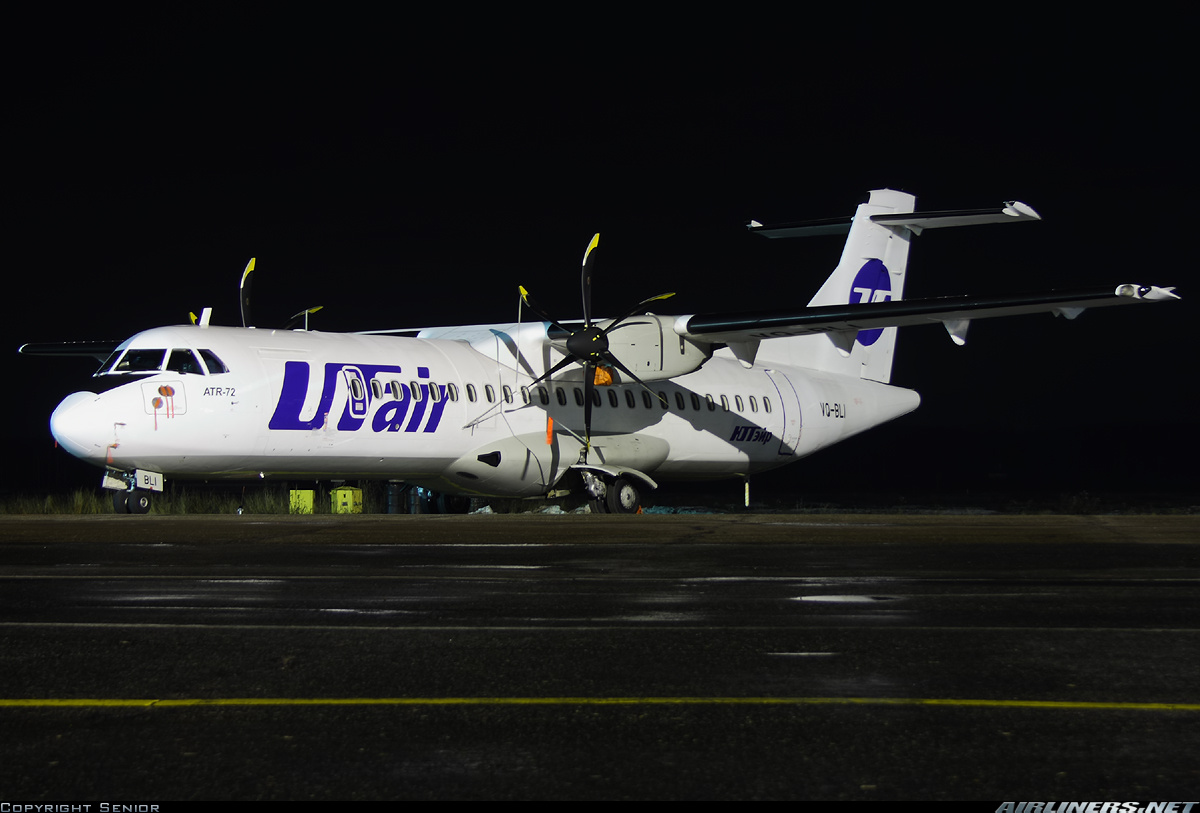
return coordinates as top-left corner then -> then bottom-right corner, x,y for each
6,20 -> 1194,504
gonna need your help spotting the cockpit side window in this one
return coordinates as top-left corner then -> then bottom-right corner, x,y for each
115,349 -> 167,373
166,349 -> 204,375
198,349 -> 229,374
96,349 -> 124,375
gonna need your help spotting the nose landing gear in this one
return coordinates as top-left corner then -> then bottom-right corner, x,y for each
112,488 -> 152,513
105,469 -> 157,514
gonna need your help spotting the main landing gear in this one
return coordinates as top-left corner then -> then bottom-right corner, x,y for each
580,471 -> 643,514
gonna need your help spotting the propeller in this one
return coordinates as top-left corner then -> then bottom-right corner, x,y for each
520,233 -> 674,462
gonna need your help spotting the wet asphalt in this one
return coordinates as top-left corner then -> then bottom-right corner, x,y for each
0,513 -> 1197,800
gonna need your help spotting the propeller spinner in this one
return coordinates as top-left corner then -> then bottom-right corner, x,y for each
520,234 -> 673,463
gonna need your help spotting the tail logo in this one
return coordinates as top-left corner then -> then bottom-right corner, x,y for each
849,259 -> 891,346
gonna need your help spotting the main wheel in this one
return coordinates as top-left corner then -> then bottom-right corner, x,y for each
112,491 -> 130,513
127,490 -> 152,514
605,476 -> 641,514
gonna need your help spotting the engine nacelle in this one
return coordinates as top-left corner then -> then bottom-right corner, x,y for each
602,315 -> 710,382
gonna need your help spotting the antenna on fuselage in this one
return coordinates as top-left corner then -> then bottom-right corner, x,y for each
189,308 -> 213,327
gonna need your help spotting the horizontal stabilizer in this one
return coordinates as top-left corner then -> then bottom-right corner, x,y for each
748,199 -> 1041,239
870,200 -> 1041,234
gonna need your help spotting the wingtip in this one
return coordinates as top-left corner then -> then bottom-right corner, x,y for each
1002,201 -> 1041,221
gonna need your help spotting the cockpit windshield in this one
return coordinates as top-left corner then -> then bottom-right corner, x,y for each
95,347 -> 229,376
115,349 -> 168,373
197,349 -> 228,374
166,349 -> 204,375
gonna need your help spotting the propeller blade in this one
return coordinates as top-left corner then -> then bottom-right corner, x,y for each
581,361 -> 595,462
519,286 -> 573,334
239,258 -> 255,328
581,233 -> 599,326
604,352 -> 669,407
603,292 -> 676,336
525,355 -> 577,389
283,306 -> 324,331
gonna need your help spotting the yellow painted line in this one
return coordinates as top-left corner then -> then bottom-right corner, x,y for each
1,697 -> 1199,710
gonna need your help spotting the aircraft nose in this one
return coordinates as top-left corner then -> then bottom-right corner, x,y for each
50,391 -> 108,461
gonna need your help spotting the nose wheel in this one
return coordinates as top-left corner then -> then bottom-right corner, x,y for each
112,489 -> 152,514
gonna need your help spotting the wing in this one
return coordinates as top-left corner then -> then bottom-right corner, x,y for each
675,284 -> 1180,347
18,341 -> 121,362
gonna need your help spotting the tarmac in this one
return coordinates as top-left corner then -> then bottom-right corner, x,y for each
1,513 -> 1197,800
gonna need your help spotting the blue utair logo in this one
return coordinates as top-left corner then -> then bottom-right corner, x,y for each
269,361 -> 448,434
849,258 -> 891,347
730,425 -> 773,444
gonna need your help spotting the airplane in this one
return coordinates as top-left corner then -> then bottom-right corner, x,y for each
21,189 -> 1179,514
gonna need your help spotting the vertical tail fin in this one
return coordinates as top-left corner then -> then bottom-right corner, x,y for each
758,189 -> 915,383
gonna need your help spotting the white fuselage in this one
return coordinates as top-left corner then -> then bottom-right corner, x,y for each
49,323 -> 920,497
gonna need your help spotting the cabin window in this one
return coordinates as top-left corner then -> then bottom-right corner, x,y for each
607,389 -> 618,408
410,381 -> 423,402
658,391 -> 669,410
749,395 -> 758,413
370,379 -> 383,400
720,395 -> 730,412
502,385 -> 513,403
446,383 -> 459,402
349,377 -> 365,401
643,391 -> 654,409
763,396 -> 771,413
466,383 -> 477,402
706,394 -> 716,411
573,387 -> 584,406
624,390 -> 635,408
538,386 -> 549,405
116,349 -> 167,373
485,384 -> 496,403
198,349 -> 229,374
557,387 -> 568,406
391,380 -> 406,401
690,393 -> 701,411
674,392 -> 686,410
735,395 -> 744,412
592,389 -> 602,407
166,349 -> 204,375
520,386 -> 530,404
